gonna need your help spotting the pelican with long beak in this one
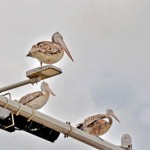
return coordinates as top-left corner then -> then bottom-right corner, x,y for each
27,32 -> 74,66
18,81 -> 55,110
76,109 -> 120,140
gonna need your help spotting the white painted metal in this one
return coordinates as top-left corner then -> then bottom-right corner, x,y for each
26,65 -> 62,80
0,79 -> 34,93
0,96 -> 128,150
121,134 -> 132,150
0,107 -> 11,119
0,65 -> 62,93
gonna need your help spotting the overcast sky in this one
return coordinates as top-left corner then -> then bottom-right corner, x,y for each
0,0 -> 150,149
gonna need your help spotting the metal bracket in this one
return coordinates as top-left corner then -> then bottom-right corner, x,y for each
3,97 -> 9,108
3,113 -> 15,129
2,93 -> 12,100
1,93 -> 11,108
27,108 -> 35,122
15,103 -> 22,116
64,122 -> 72,138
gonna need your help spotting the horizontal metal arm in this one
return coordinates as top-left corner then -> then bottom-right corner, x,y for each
0,77 -> 40,93
0,96 -> 127,150
0,65 -> 62,93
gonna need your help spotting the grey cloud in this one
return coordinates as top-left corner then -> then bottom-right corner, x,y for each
0,0 -> 149,150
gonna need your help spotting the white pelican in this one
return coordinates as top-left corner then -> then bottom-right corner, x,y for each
18,81 -> 55,110
76,109 -> 120,139
27,32 -> 74,66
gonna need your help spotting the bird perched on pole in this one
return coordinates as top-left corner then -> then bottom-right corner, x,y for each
27,32 -> 74,66
18,81 -> 55,110
76,109 -> 120,139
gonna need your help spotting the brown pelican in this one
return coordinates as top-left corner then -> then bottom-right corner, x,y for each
27,32 -> 74,66
76,109 -> 120,139
18,81 -> 55,110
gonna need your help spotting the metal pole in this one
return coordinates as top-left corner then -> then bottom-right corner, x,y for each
0,77 -> 40,93
0,96 -> 126,150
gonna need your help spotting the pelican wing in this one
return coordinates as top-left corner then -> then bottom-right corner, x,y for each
18,91 -> 43,105
85,114 -> 107,126
77,114 -> 106,130
30,41 -> 62,55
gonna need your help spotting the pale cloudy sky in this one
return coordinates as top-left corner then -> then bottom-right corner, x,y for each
0,0 -> 150,149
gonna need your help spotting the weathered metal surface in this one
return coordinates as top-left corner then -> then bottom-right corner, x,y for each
0,96 -> 126,150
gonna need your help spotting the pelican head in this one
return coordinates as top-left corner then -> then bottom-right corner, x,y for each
52,32 -> 74,62
41,81 -> 55,96
106,109 -> 120,123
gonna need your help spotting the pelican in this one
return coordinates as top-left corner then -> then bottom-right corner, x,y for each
27,32 -> 74,66
18,81 -> 55,110
76,109 -> 120,139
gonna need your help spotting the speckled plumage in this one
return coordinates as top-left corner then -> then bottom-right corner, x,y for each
28,41 -> 64,64
77,109 -> 120,137
18,82 -> 55,110
27,32 -> 73,66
